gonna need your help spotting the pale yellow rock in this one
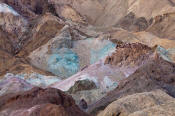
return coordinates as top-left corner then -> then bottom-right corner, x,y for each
98,90 -> 175,116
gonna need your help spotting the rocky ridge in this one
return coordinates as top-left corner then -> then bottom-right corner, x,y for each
0,0 -> 175,116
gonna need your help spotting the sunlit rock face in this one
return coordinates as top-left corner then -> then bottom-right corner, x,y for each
0,3 -> 19,16
98,90 -> 175,116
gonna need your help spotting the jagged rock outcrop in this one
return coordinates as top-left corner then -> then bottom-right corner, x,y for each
97,90 -> 175,116
88,43 -> 175,114
105,43 -> 154,66
0,87 -> 89,116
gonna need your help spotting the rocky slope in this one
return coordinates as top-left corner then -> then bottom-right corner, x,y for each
0,87 -> 89,116
98,90 -> 175,116
88,43 -> 175,114
0,0 -> 175,116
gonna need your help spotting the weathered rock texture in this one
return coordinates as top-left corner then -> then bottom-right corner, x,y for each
98,90 -> 175,116
1,1 -> 175,116
147,13 -> 175,40
105,43 -> 154,66
0,74 -> 33,96
17,13 -> 64,57
68,79 -> 97,94
0,87 -> 89,116
88,43 -> 175,114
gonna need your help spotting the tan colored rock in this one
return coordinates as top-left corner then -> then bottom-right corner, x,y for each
129,101 -> 175,116
0,28 -> 15,54
49,0 -> 175,27
98,90 -> 175,116
0,3 -> 28,54
134,31 -> 175,49
18,13 -> 64,57
0,50 -> 17,76
127,0 -> 175,19
109,29 -> 175,49
147,13 -> 175,40
55,4 -> 86,24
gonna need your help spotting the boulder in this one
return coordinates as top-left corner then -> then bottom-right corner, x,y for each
68,79 -> 97,94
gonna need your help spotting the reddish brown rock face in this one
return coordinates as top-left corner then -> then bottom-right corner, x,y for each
0,87 -> 90,116
105,43 -> 154,66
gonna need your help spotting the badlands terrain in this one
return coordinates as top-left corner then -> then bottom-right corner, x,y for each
0,0 -> 175,116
